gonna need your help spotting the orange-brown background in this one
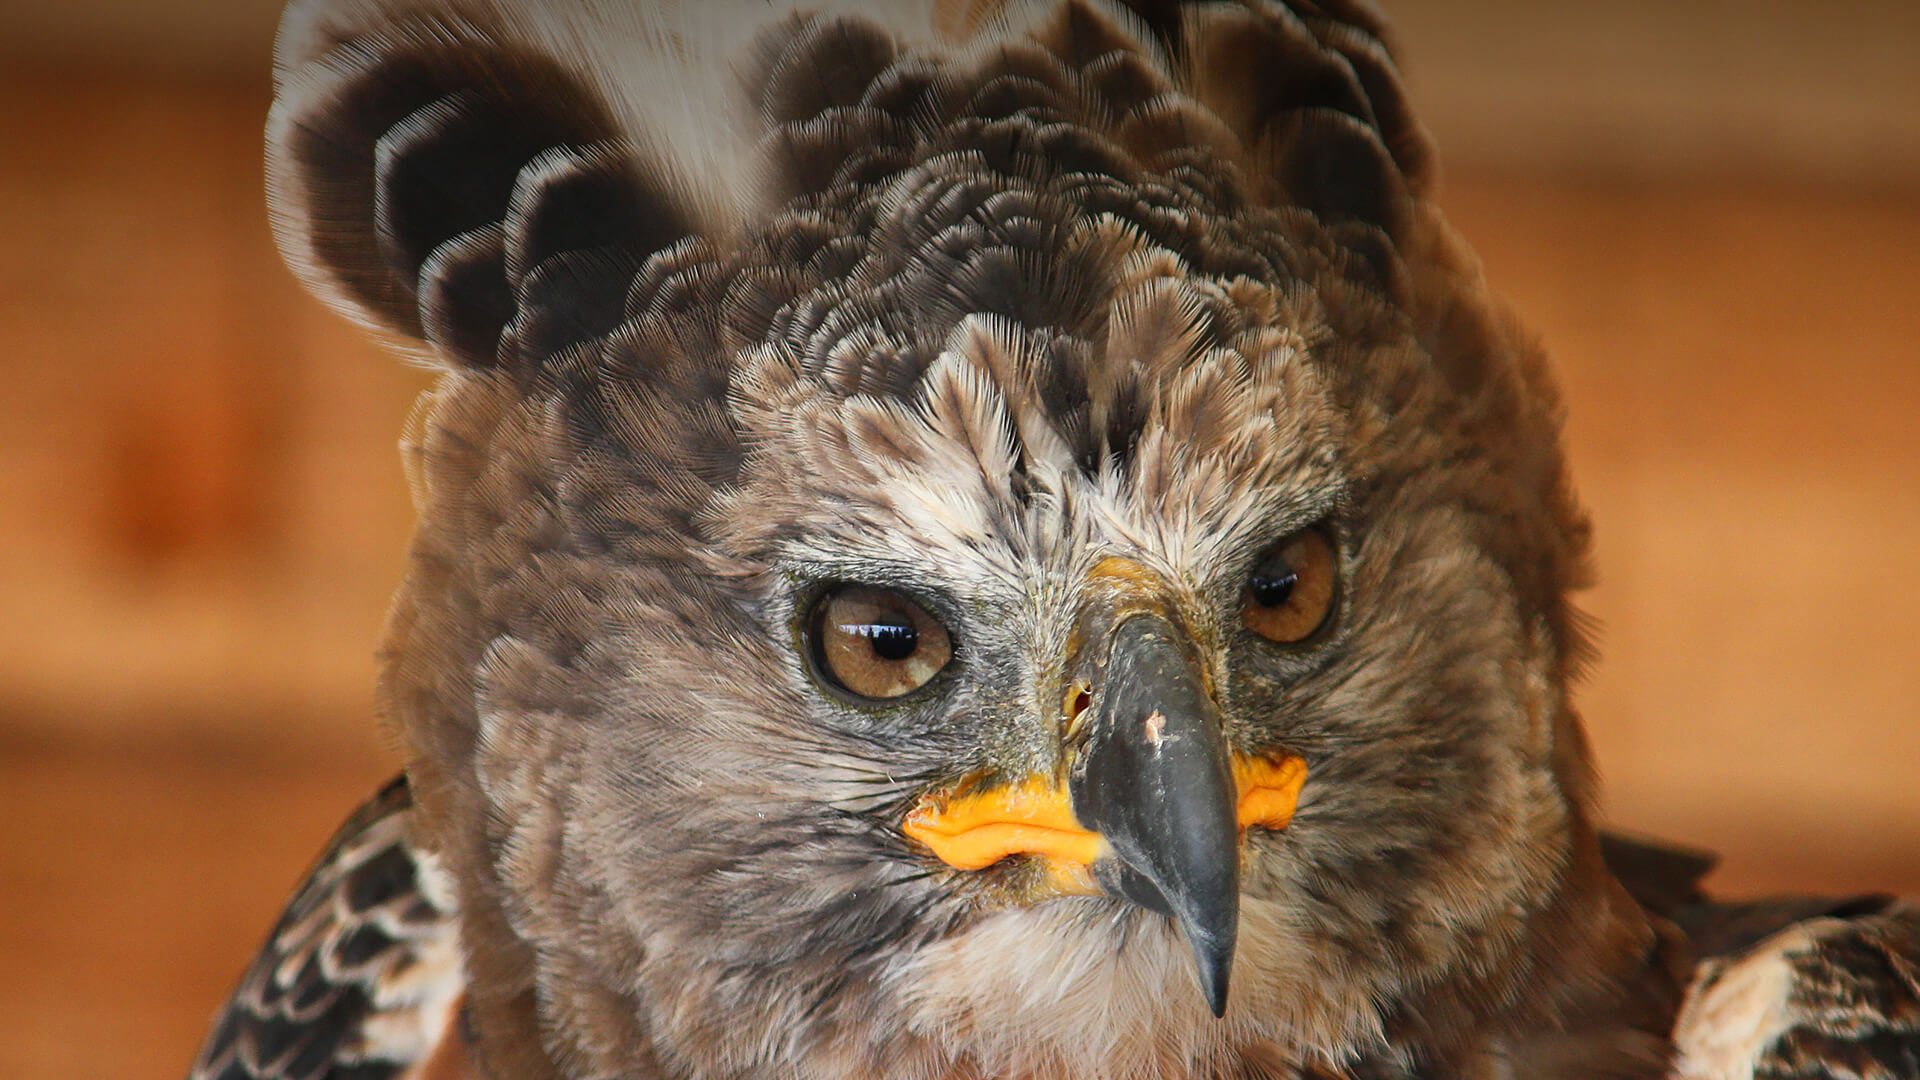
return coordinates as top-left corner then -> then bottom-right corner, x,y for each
2,2 -> 1917,1078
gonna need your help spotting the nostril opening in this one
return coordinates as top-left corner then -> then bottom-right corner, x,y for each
1063,681 -> 1093,737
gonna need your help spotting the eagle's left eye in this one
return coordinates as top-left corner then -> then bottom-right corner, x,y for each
808,586 -> 953,700
1242,526 -> 1338,643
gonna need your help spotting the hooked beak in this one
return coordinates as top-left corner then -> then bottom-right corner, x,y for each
1070,612 -> 1242,1016
902,602 -> 1306,1018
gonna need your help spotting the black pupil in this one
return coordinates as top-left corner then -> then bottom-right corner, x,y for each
859,616 -> 919,661
1249,562 -> 1298,608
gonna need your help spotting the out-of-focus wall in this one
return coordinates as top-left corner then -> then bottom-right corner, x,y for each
1397,0 -> 1920,187
7,0 -> 1920,182
0,70 -> 426,752
0,0 -> 281,78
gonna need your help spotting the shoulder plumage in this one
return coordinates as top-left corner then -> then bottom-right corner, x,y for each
1671,897 -> 1920,1080
187,776 -> 467,1080
1601,833 -> 1920,1079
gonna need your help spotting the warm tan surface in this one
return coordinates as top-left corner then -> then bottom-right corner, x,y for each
0,737 -> 393,1080
1446,176 -> 1920,894
0,69 -> 430,749
2,60 -> 1918,1080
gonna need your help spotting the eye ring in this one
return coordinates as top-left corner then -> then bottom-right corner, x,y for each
1241,526 -> 1338,644
806,585 -> 954,701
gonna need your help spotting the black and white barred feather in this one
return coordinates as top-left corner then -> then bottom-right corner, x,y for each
187,778 -> 464,1080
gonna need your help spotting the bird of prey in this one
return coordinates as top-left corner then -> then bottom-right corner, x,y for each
188,1 -> 1920,1078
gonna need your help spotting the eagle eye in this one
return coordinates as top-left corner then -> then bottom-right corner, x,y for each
808,585 -> 953,700
1242,527 -> 1337,644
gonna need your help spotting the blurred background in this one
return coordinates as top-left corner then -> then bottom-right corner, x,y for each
2,1 -> 1917,1077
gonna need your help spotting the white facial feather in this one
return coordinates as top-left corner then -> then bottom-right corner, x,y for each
734,233 -> 1346,609
894,896 -> 1385,1077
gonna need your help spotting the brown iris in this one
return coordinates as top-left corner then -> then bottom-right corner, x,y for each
1241,527 -> 1337,643
809,586 -> 953,700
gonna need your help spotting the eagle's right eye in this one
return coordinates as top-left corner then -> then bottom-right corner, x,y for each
808,586 -> 953,700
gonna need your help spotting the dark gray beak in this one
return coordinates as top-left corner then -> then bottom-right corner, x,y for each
1068,613 -> 1240,1017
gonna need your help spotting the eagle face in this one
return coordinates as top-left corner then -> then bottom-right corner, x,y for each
265,1 -> 1662,1077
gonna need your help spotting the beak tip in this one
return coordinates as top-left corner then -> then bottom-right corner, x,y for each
1196,935 -> 1233,1018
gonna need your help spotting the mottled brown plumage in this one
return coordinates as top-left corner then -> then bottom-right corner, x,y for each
186,2 -> 1916,1079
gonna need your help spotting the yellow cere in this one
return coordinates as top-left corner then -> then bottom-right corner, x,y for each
1232,753 -> 1309,832
903,754 -> 1309,881
903,775 -> 1108,873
